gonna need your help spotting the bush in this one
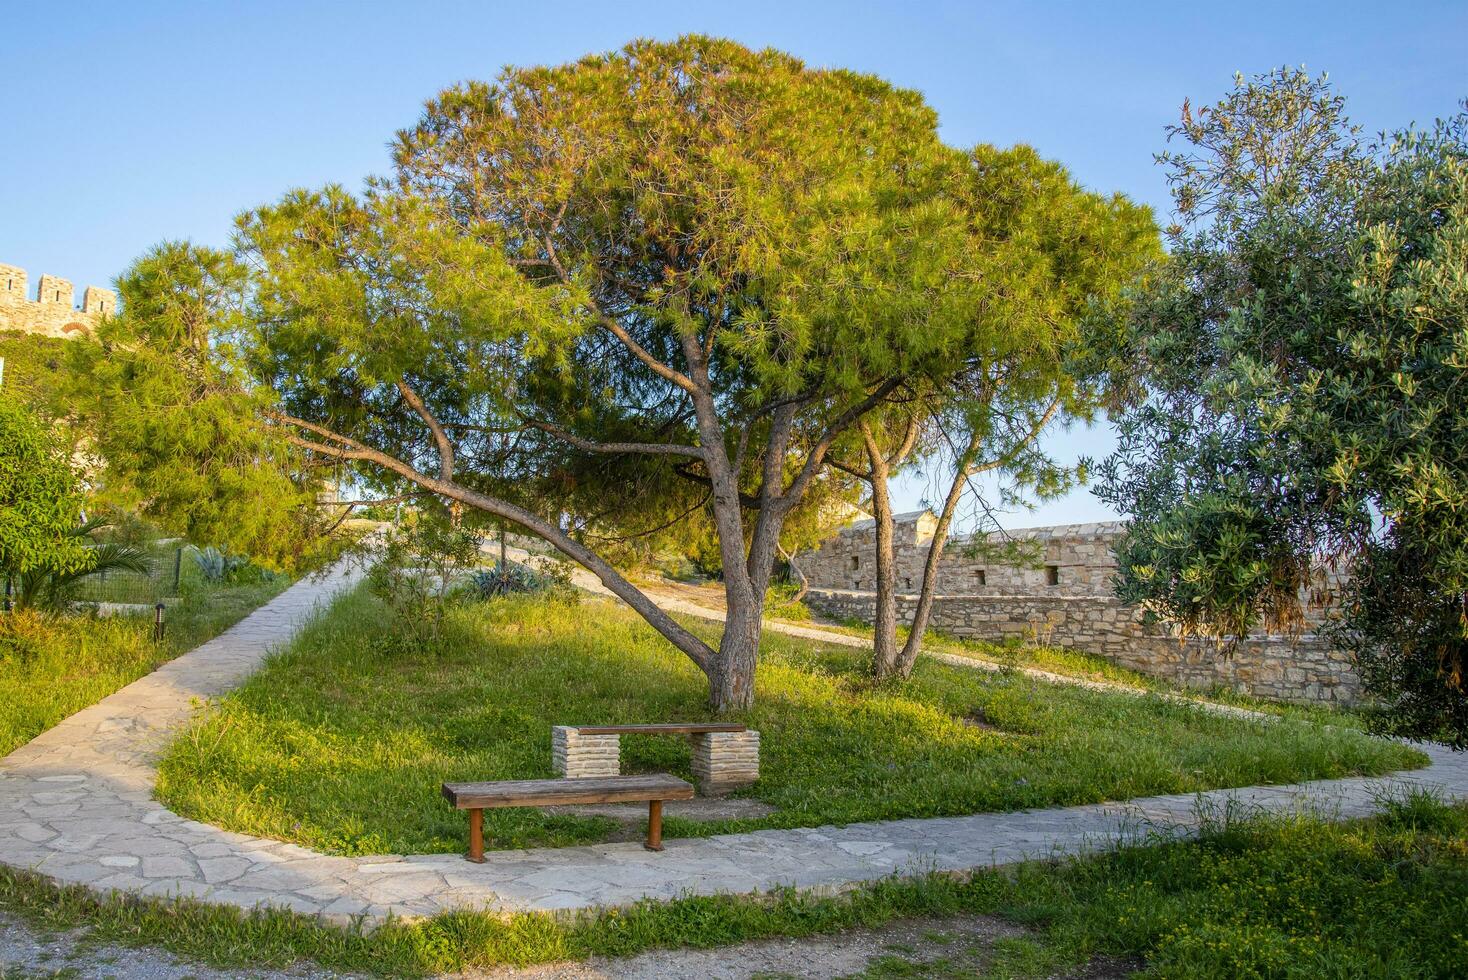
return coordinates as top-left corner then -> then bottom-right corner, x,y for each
189,545 -> 282,588
365,512 -> 482,652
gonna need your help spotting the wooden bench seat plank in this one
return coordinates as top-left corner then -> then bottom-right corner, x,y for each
569,723 -> 747,736
442,774 -> 693,810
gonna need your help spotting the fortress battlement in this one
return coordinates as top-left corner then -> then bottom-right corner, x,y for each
0,262 -> 116,338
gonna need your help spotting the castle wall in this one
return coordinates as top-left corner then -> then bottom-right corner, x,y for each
802,512 -> 1361,706
0,262 -> 115,339
804,512 -> 1126,597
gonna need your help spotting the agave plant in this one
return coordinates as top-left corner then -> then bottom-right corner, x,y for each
468,561 -> 550,598
11,518 -> 156,612
191,546 -> 245,583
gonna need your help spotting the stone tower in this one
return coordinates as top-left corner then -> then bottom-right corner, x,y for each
0,262 -> 116,338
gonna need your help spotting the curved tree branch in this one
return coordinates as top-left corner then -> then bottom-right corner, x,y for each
781,376 -> 906,508
267,410 -> 715,673
522,416 -> 703,458
396,379 -> 455,481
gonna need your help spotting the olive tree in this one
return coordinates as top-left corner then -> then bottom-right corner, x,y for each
1091,69 -> 1468,744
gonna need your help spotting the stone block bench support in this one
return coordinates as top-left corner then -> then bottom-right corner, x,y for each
553,723 -> 761,795
442,774 -> 694,860
551,727 -> 621,779
691,729 -> 761,795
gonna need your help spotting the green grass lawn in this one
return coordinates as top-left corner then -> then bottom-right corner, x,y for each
156,587 -> 1424,856
0,577 -> 289,757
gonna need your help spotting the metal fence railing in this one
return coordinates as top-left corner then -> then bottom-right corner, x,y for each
63,546 -> 189,606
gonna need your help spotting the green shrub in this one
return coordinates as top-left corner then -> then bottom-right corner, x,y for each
466,559 -> 576,602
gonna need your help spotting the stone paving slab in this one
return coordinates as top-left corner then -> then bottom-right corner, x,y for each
3,556 -> 1467,927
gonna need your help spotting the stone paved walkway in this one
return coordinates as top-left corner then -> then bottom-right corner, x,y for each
3,557 -> 1467,927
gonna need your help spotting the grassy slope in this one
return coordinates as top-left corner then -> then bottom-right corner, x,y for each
0,578 -> 288,757
156,588 -> 1423,856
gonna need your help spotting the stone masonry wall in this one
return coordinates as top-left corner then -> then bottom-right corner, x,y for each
802,512 -> 1360,706
0,262 -> 115,338
803,511 -> 1127,597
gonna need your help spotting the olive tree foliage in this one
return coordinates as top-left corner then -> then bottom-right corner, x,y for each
1089,68 -> 1468,744
0,395 -> 90,583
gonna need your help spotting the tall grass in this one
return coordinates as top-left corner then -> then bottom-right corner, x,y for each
0,578 -> 288,756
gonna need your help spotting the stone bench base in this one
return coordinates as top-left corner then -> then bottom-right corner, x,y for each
690,730 -> 760,795
552,726 -> 760,795
551,729 -> 621,779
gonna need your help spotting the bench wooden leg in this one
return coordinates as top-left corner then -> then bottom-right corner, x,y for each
644,799 -> 664,851
467,808 -> 485,863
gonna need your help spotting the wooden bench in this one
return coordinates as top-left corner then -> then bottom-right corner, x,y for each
553,723 -> 761,795
441,773 -> 694,861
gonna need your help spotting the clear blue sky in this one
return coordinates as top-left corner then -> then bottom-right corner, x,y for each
4,1 -> 1463,527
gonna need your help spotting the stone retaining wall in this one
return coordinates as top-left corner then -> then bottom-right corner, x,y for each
806,588 -> 1361,706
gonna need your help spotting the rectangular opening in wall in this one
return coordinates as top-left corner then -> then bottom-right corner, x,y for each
1045,564 -> 1060,586
849,555 -> 860,571
975,569 -> 986,586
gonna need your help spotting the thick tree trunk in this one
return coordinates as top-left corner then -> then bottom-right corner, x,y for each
861,423 -> 901,679
712,501 -> 793,710
676,337 -> 769,711
712,589 -> 763,711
